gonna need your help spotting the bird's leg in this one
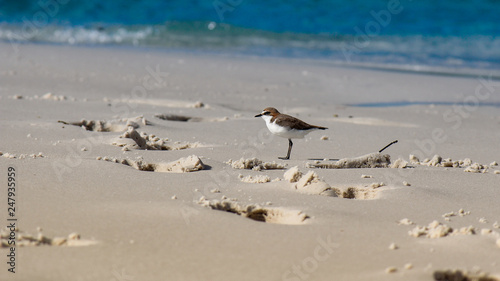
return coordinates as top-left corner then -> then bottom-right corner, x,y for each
279,139 -> 293,160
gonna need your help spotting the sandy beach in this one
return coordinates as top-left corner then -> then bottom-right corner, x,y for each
1,42 -> 500,281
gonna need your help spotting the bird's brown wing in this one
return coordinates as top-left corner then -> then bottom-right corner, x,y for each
273,114 -> 327,130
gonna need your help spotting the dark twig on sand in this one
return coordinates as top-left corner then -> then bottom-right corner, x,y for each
379,140 -> 398,153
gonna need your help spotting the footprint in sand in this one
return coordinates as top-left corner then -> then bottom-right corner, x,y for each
284,166 -> 386,199
197,197 -> 309,225
0,227 -> 97,247
226,157 -> 287,171
97,155 -> 205,173
111,127 -> 202,151
58,116 -> 149,132
60,118 -> 201,151
154,113 -> 228,122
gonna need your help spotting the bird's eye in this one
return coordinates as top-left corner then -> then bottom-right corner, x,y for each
263,111 -> 270,115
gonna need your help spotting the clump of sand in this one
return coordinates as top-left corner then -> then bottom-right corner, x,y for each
412,154 -> 492,173
388,243 -> 398,250
390,158 -> 409,168
307,152 -> 391,169
41,92 -> 67,101
226,158 -> 286,171
197,197 -> 308,225
407,220 -> 478,238
409,154 -> 420,164
442,208 -> 471,218
283,166 -> 302,182
408,220 -> 453,238
98,155 -> 204,173
428,155 -> 443,167
238,174 -> 271,184
464,163 -> 487,173
1,152 -> 45,159
385,267 -> 397,274
398,218 -> 415,225
0,227 -> 97,247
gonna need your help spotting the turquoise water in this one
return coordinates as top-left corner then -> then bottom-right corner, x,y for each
1,0 -> 499,72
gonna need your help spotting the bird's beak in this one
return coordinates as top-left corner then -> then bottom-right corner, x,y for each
255,114 -> 262,117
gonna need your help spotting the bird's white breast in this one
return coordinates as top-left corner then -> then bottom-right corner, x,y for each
261,115 -> 310,139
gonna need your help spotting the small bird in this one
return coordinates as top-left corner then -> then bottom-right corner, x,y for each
255,107 -> 328,160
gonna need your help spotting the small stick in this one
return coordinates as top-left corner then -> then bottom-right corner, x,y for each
379,140 -> 398,153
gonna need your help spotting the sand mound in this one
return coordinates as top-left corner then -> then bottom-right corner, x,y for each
1,228 -> 97,247
294,171 -> 336,197
390,158 -> 409,168
59,116 -> 149,132
113,127 -> 201,151
227,158 -> 286,171
308,153 -> 391,169
283,166 -> 302,182
98,155 -> 204,173
197,198 -> 308,225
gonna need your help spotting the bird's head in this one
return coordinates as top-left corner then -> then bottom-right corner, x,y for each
255,107 -> 280,118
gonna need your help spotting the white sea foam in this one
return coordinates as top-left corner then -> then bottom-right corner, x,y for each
1,23 -> 499,75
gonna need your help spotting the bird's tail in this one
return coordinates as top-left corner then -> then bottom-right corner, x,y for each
313,126 -> 328,130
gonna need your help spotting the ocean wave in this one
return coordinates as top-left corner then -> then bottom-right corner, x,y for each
1,22 -> 500,75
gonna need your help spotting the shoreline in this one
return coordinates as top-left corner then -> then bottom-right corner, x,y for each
4,40 -> 500,80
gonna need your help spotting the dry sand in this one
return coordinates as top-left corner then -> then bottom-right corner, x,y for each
1,42 -> 500,281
